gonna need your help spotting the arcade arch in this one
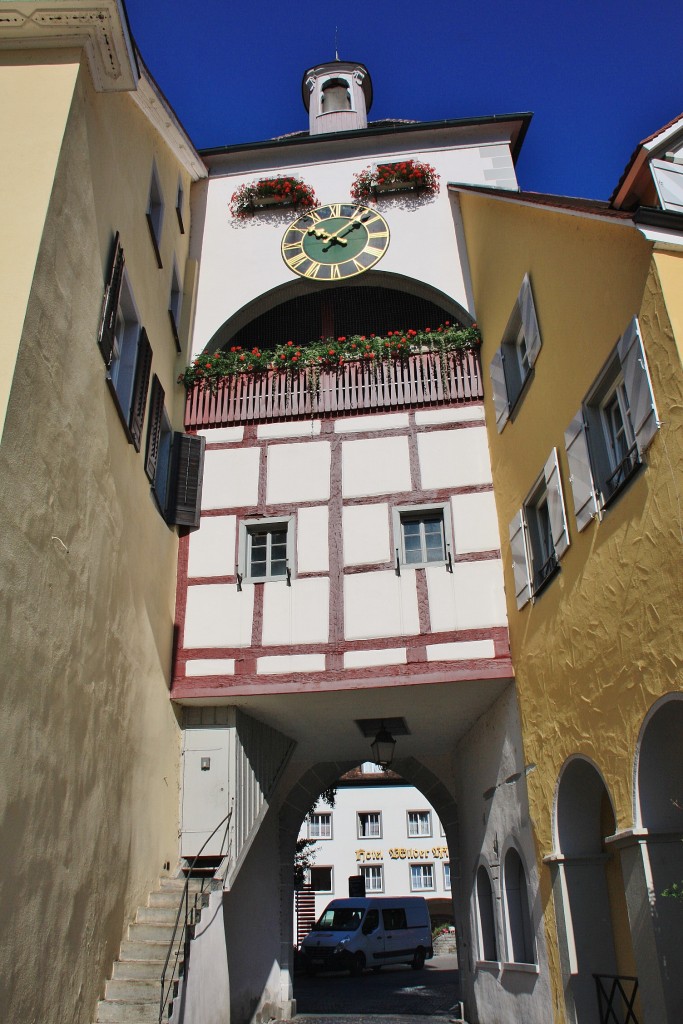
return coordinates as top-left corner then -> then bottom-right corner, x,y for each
553,756 -> 636,1024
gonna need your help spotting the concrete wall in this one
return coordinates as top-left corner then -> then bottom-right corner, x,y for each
0,58 -> 193,1024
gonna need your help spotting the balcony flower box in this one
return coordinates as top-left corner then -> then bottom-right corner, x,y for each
230,176 -> 317,219
351,160 -> 440,203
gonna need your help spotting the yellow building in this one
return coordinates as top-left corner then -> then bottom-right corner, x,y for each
0,3 -> 205,1022
453,114 -> 683,1023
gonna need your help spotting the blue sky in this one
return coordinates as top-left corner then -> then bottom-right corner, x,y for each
124,0 -> 681,200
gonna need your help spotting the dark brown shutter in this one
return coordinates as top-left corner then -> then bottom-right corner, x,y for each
129,329 -> 152,452
145,375 -> 165,482
166,433 -> 205,528
98,233 -> 125,366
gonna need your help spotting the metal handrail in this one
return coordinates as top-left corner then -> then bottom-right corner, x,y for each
594,973 -> 640,1024
159,809 -> 233,1024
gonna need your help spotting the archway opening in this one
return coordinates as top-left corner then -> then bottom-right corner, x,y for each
282,758 -> 461,1015
555,758 -> 636,1023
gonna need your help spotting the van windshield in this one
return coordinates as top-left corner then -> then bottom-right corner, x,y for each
314,908 -> 363,931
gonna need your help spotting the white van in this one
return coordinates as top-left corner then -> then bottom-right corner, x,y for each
300,896 -> 433,976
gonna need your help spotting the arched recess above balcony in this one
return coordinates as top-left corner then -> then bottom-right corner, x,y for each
201,272 -> 474,355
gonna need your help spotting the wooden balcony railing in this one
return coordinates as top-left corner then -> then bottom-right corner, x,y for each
184,348 -> 483,429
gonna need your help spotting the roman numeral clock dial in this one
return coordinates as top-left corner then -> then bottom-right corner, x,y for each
281,203 -> 390,281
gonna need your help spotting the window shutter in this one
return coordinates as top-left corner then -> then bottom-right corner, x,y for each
129,329 -> 152,452
564,411 -> 599,531
145,375 -> 165,482
518,273 -> 542,368
543,447 -> 570,560
98,233 -> 125,367
166,433 -> 205,528
651,159 -> 683,214
617,317 -> 660,455
490,348 -> 510,432
509,510 -> 531,609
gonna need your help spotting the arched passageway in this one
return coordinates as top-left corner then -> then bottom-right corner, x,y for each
632,695 -> 683,1021
554,757 -> 637,1024
278,758 -> 462,1015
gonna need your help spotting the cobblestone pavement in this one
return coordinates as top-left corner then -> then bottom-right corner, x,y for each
287,954 -> 462,1023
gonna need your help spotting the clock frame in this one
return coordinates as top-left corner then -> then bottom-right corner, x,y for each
281,203 -> 390,281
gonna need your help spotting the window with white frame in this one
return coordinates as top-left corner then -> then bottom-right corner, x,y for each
168,260 -> 182,352
238,518 -> 294,584
407,810 -> 432,838
361,865 -> 384,892
564,318 -> 659,530
443,862 -> 451,890
503,848 -> 535,964
509,448 -> 569,608
489,273 -> 542,432
476,864 -> 499,962
410,863 -> 434,891
146,162 -> 165,267
308,812 -> 332,839
357,812 -> 382,839
309,866 -> 333,892
393,504 -> 452,570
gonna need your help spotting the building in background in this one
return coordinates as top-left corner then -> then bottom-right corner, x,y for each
295,763 -> 453,944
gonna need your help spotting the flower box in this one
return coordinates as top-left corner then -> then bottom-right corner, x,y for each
250,194 -> 295,209
351,160 -> 440,204
230,176 -> 317,219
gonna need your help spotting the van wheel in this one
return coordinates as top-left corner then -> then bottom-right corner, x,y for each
411,947 -> 426,970
350,952 -> 365,976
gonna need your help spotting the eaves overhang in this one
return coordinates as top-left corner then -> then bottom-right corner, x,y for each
449,182 -> 634,226
199,111 -> 533,167
0,0 -> 138,91
610,110 -> 683,209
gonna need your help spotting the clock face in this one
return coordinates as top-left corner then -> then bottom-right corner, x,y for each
282,203 -> 390,281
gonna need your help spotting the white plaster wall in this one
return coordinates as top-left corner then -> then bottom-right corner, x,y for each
451,492 -> 501,553
426,560 -> 507,632
342,436 -> 412,498
202,447 -> 260,510
188,515 -> 236,577
173,890 -> 230,1024
343,648 -> 407,668
266,441 -> 331,504
342,503 -> 390,565
184,583 -> 254,648
335,412 -> 409,433
344,570 -> 420,639
418,426 -> 492,489
191,131 -> 518,354
426,640 -> 496,662
261,576 -> 329,645
257,653 -> 326,674
297,505 -> 329,573
298,779 -> 451,923
186,659 -> 235,676
198,426 -> 244,444
415,406 -> 484,425
257,420 -> 321,439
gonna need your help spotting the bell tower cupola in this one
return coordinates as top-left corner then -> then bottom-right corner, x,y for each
302,60 -> 373,136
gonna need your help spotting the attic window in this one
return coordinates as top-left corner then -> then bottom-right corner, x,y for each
321,79 -> 351,113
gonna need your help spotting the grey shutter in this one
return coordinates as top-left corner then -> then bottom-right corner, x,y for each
167,433 -> 205,528
145,375 -> 165,482
564,411 -> 599,531
509,510 -> 531,609
651,159 -> 683,214
98,233 -> 124,366
617,317 -> 659,454
543,447 -> 570,560
490,348 -> 509,432
129,329 -> 152,452
518,273 -> 542,368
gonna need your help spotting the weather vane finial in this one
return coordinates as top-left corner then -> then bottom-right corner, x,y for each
335,26 -> 339,61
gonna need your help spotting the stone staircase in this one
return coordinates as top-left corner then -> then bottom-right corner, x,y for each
95,877 -> 209,1024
